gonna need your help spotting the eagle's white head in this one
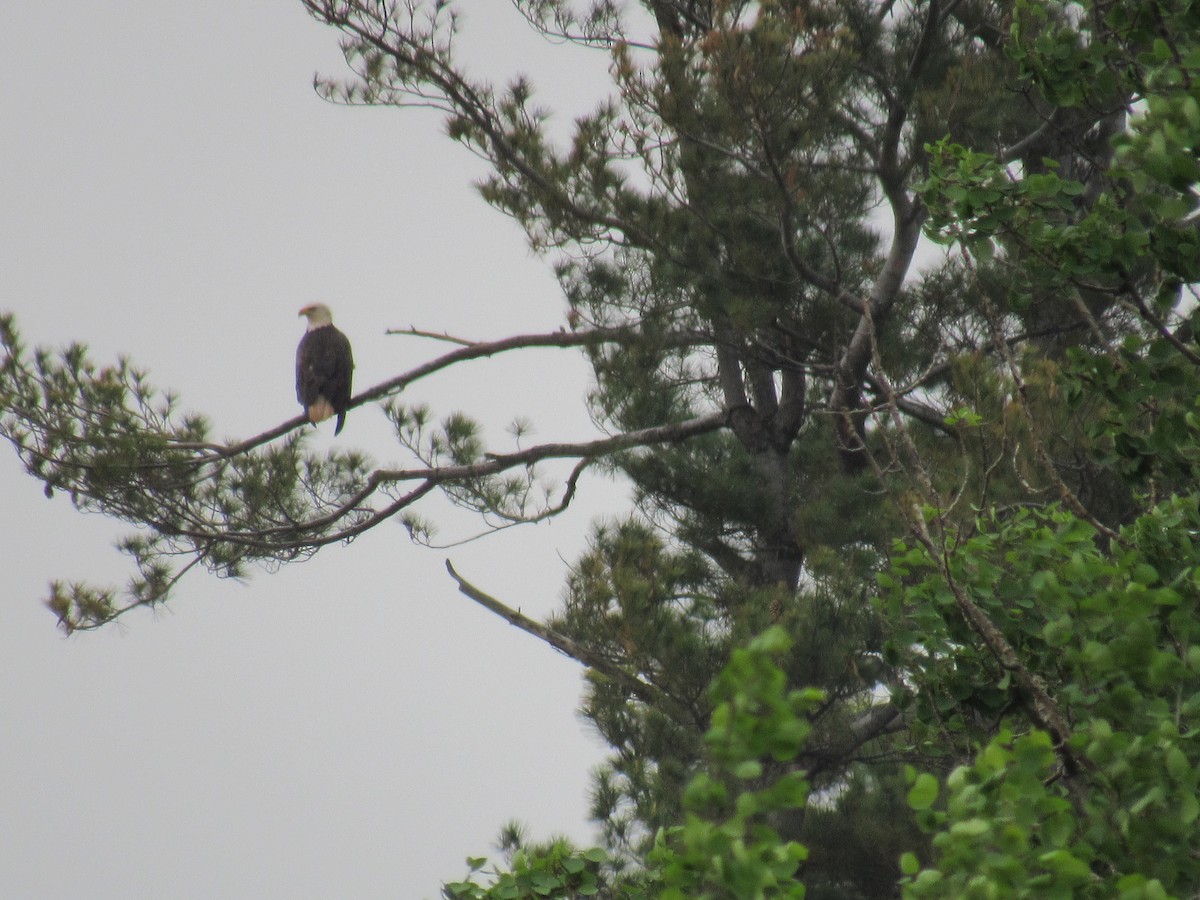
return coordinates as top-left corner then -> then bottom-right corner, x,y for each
298,303 -> 334,331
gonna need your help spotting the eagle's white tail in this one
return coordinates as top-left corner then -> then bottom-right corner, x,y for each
307,398 -> 336,424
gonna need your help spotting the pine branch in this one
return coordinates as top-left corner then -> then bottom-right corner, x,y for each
221,410 -> 729,552
374,410 -> 726,482
0,313 -> 728,628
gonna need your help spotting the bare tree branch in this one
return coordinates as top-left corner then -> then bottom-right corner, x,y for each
445,560 -> 701,726
195,326 -> 705,461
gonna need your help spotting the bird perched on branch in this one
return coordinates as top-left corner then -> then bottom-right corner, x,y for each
296,303 -> 354,435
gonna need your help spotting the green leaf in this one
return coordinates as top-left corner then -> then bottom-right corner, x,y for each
1037,849 -> 1091,885
1180,792 -> 1200,826
561,857 -> 585,874
749,625 -> 793,656
948,818 -> 991,838
907,773 -> 939,811
734,760 -> 764,780
1165,745 -> 1189,781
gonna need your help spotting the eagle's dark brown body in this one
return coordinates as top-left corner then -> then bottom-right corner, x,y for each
296,321 -> 354,435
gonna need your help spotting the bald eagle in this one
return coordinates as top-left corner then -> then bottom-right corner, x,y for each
297,304 -> 354,435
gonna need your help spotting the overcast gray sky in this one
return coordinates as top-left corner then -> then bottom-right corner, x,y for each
1,4 -> 627,896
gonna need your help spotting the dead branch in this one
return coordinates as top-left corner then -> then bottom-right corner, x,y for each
445,560 -> 701,726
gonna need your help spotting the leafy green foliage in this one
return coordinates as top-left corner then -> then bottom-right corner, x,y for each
894,1 -> 1200,894
890,498 -> 1200,897
903,730 -> 1091,899
442,835 -> 609,899
1064,326 -> 1200,493
644,627 -> 818,900
443,627 -> 817,899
